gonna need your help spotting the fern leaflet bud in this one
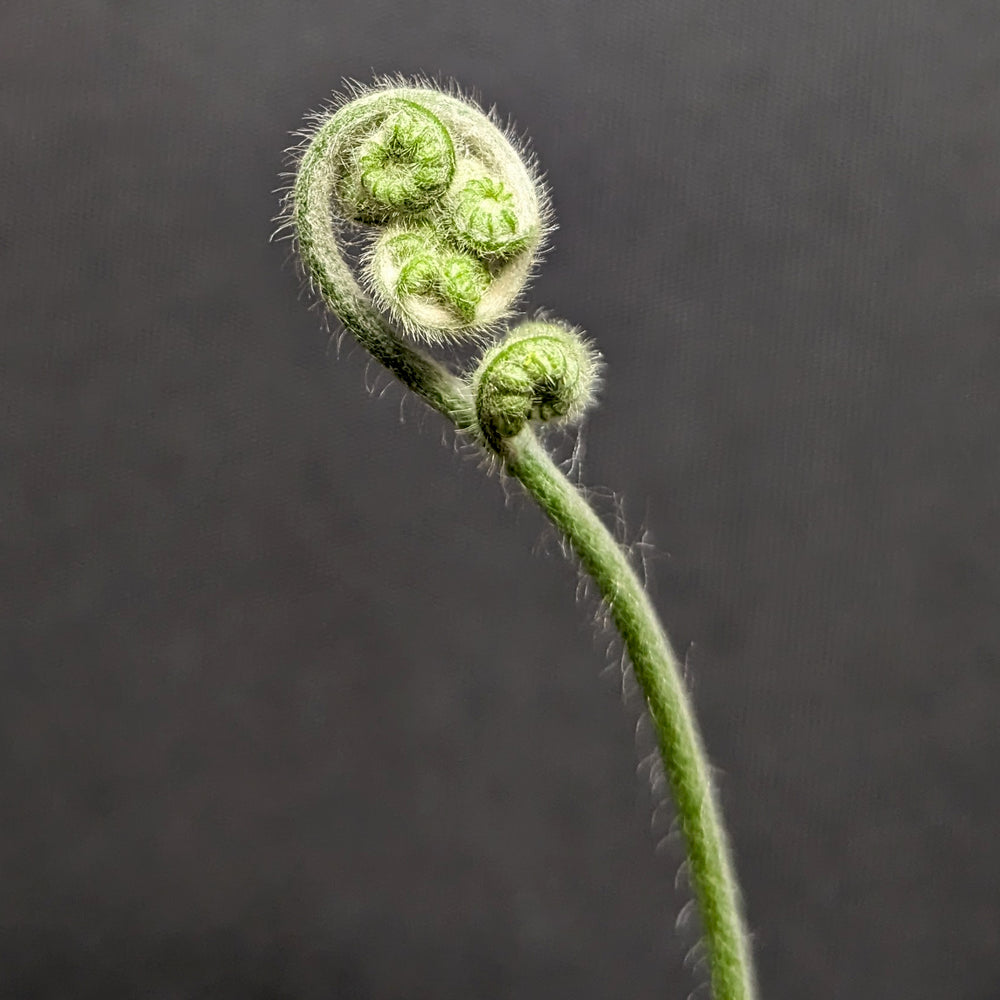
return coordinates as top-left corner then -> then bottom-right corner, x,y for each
333,99 -> 456,223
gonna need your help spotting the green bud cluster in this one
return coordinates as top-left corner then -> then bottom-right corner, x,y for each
291,79 -> 602,445
318,83 -> 547,343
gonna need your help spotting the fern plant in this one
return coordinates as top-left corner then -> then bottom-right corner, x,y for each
279,76 -> 757,1000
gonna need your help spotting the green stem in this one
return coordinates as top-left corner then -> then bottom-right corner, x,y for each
500,428 -> 757,1000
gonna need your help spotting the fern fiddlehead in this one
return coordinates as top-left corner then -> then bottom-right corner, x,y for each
472,318 -> 602,449
283,77 -> 757,1000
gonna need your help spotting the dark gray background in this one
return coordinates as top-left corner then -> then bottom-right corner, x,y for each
2,1 -> 998,997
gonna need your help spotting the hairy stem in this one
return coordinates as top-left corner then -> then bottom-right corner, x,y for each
500,429 -> 756,1000
294,114 -> 472,425
289,82 -> 756,1000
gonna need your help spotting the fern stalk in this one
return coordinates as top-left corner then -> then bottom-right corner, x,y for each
282,75 -> 757,1000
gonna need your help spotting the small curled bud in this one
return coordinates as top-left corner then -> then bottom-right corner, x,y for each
471,319 -> 602,447
445,175 -> 530,260
369,222 -> 492,338
334,99 -> 456,223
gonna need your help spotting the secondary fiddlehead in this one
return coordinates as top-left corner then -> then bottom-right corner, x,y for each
471,318 -> 602,448
283,76 -> 757,1000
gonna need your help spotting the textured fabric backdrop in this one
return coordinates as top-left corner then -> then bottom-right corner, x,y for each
2,1 -> 998,998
